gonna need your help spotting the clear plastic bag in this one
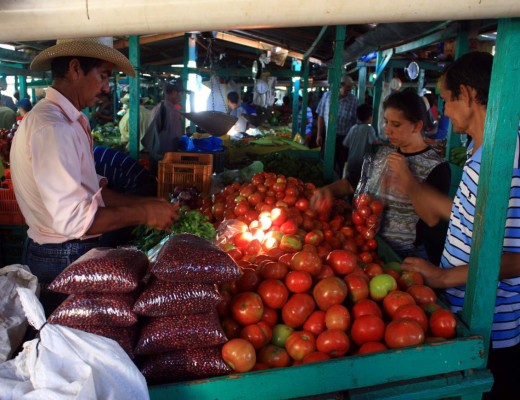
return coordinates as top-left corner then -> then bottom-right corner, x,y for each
134,311 -> 227,355
48,293 -> 138,327
133,279 -> 222,317
140,346 -> 231,385
151,233 -> 241,284
48,247 -> 149,294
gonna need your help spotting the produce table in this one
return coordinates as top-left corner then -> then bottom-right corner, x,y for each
148,238 -> 492,400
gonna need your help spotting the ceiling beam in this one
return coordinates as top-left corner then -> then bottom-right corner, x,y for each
214,32 -> 323,65
114,33 -> 184,49
394,24 -> 459,54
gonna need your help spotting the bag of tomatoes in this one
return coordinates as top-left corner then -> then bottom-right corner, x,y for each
351,153 -> 386,236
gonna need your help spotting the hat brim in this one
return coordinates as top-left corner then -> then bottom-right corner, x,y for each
30,41 -> 135,77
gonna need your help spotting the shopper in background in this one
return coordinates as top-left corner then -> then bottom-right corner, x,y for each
311,89 -> 450,263
16,98 -> 33,122
119,93 -> 152,151
342,103 -> 380,189
297,95 -> 313,146
0,79 -> 16,112
10,37 -> 179,314
92,92 -> 114,128
0,97 -> 16,129
316,75 -> 358,177
227,91 -> 256,133
388,52 -> 519,400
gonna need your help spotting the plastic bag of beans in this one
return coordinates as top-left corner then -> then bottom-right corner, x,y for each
140,346 -> 231,384
133,279 -> 222,317
151,233 -> 241,284
134,311 -> 227,355
67,324 -> 138,359
48,247 -> 149,294
47,293 -> 138,327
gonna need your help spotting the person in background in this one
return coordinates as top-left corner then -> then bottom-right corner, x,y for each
278,95 -> 292,122
119,93 -> 152,152
93,146 -> 157,247
0,80 -> 16,112
387,52 -> 520,400
312,89 -> 450,263
10,37 -> 179,315
297,95 -> 313,146
92,92 -> 114,128
342,103 -> 380,189
316,75 -> 358,177
15,98 -> 33,123
0,97 -> 16,129
227,91 -> 256,133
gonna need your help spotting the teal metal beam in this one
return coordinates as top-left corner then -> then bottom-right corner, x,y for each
303,26 -> 329,59
0,64 -> 46,78
462,17 -> 520,359
357,65 -> 367,104
445,26 -> 469,159
128,35 -> 140,160
0,48 -> 33,64
142,65 -> 303,79
323,25 -> 346,182
19,75 -> 27,99
291,59 -> 301,137
371,51 -> 385,135
394,24 -> 459,54
374,49 -> 393,83
299,59 -> 310,139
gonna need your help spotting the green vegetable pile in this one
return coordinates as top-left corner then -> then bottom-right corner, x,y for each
260,153 -> 325,186
132,207 -> 216,252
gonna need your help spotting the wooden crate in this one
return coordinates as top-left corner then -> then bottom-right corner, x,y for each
0,187 -> 25,225
158,152 -> 213,198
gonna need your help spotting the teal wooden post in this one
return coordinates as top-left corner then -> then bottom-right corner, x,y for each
30,88 -> 36,104
445,27 -> 469,158
299,59 -> 310,139
462,18 -> 520,359
324,25 -> 346,182
357,65 -> 367,105
128,35 -> 140,160
181,33 -> 190,134
372,51 -> 384,136
291,59 -> 301,137
18,75 -> 27,99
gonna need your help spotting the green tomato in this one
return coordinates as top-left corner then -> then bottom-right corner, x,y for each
369,274 -> 397,302
271,323 -> 294,347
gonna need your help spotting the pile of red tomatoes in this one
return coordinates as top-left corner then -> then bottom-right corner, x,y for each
201,172 -> 457,373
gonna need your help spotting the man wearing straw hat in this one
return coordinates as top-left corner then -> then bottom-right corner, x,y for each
10,37 -> 179,313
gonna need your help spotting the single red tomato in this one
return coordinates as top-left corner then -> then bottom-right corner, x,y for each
257,344 -> 291,368
316,329 -> 351,357
384,319 -> 425,349
369,199 -> 384,215
302,310 -> 327,335
326,250 -> 358,276
285,270 -> 313,293
351,298 -> 383,319
325,304 -> 351,331
382,290 -> 416,318
350,314 -> 386,346
344,273 -> 370,303
302,351 -> 331,364
304,229 -> 324,246
239,323 -> 269,350
285,331 -> 317,361
281,293 -> 316,328
312,276 -> 348,311
236,268 -> 261,293
231,292 -> 264,325
429,309 -> 457,339
270,207 -> 288,226
261,306 -> 279,327
392,304 -> 429,333
357,341 -> 388,355
295,198 -> 309,212
406,284 -> 438,305
259,261 -> 288,280
290,250 -> 322,277
220,316 -> 241,339
222,338 -> 256,372
351,211 -> 365,226
280,219 -> 298,235
364,262 -> 384,278
257,279 -> 290,309
421,302 -> 443,316
398,271 -> 425,290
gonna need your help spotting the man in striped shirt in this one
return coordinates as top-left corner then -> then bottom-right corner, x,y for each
386,52 -> 520,400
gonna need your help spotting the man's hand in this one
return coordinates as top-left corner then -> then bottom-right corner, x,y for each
401,257 -> 446,288
142,198 -> 180,231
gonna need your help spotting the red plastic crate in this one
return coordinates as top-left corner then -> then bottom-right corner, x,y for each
0,188 -> 25,225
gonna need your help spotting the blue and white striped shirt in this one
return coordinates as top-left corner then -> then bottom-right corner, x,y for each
442,131 -> 520,349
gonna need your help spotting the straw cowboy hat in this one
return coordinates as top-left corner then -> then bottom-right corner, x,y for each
30,37 -> 135,77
